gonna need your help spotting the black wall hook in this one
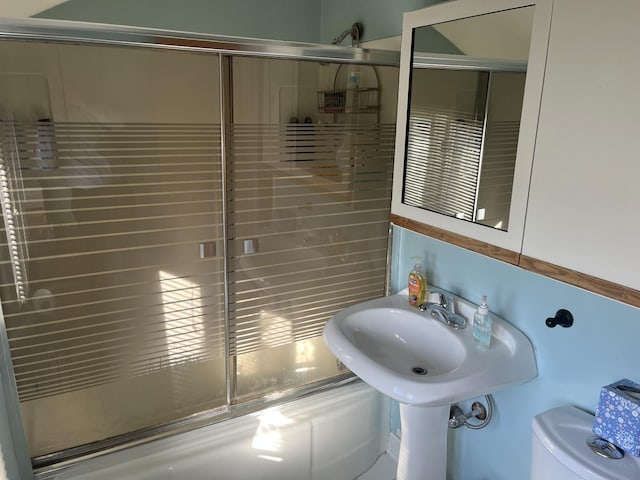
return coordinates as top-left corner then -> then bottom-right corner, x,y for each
545,309 -> 574,328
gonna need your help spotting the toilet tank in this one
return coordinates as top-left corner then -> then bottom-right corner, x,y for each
531,406 -> 640,480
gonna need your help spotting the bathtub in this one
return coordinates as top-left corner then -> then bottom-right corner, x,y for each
39,382 -> 389,480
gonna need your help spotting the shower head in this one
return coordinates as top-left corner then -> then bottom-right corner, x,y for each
350,22 -> 363,45
332,22 -> 364,47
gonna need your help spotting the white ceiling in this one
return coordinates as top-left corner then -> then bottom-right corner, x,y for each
0,0 -> 69,18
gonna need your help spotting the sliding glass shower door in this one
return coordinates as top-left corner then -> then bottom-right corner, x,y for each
0,40 -> 227,457
0,35 -> 397,467
228,57 -> 395,402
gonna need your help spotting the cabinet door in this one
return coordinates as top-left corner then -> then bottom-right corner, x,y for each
391,0 -> 553,263
522,0 -> 640,293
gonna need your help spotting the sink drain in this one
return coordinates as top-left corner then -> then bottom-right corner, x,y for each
411,366 -> 428,375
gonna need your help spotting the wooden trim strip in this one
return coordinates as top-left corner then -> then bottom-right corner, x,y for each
519,255 -> 640,309
390,214 -> 520,265
390,214 -> 640,308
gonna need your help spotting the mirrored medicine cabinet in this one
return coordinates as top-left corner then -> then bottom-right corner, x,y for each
391,0 -> 553,260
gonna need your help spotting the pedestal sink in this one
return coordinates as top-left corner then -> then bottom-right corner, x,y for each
322,289 -> 536,480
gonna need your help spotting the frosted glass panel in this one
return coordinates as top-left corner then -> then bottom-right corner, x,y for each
235,337 -> 341,401
229,58 -> 397,400
0,41 -> 225,457
404,66 -> 525,230
404,69 -> 488,222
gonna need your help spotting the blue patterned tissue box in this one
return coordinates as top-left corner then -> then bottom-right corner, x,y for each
593,378 -> 640,456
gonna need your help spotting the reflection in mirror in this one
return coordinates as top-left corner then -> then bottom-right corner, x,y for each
403,7 -> 533,231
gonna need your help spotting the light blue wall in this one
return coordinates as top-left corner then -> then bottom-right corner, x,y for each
391,226 -> 640,479
36,0 -> 322,42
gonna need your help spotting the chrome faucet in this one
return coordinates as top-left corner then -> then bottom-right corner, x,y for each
418,293 -> 467,329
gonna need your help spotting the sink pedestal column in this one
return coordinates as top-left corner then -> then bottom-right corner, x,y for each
397,404 -> 449,480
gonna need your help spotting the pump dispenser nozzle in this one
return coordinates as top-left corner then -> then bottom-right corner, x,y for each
479,296 -> 489,314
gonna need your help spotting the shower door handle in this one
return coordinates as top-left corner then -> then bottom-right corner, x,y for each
199,242 -> 217,258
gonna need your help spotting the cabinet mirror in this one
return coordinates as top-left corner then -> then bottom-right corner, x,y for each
392,0 -> 551,255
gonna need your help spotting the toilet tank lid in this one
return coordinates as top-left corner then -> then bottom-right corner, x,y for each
533,406 -> 640,480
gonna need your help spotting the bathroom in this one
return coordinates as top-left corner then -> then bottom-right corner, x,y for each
0,1 -> 639,479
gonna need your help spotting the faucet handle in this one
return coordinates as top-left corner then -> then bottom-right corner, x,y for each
423,292 -> 455,313
439,293 -> 455,313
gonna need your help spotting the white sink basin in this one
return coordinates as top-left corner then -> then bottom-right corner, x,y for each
323,289 -> 537,406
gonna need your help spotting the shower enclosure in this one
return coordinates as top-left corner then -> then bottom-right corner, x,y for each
0,20 -> 399,477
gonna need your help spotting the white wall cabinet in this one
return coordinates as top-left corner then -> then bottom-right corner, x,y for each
391,0 -> 553,265
521,0 -> 640,295
390,0 -> 639,305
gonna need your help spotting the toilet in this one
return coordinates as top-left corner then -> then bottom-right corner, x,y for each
531,406 -> 640,479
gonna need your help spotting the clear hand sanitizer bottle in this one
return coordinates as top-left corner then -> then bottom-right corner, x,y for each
473,295 -> 492,349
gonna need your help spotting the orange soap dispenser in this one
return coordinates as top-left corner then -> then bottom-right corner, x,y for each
408,256 -> 427,306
